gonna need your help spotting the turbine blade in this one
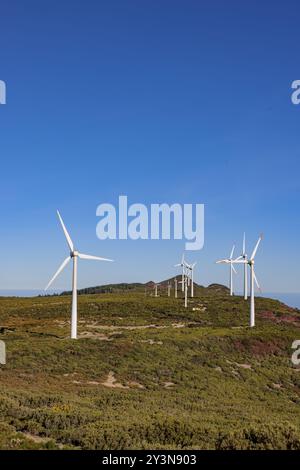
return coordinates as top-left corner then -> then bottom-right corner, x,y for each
78,253 -> 113,262
216,259 -> 228,264
45,256 -> 71,290
250,234 -> 263,260
234,255 -> 243,261
174,263 -> 181,267
232,264 -> 237,274
253,269 -> 261,291
57,210 -> 74,252
243,232 -> 246,255
230,245 -> 235,260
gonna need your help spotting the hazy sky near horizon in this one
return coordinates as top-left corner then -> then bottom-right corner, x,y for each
1,1 -> 300,293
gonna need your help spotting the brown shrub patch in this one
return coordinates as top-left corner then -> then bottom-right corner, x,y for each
232,338 -> 284,357
260,310 -> 300,327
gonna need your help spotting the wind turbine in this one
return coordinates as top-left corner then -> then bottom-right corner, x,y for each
185,261 -> 197,297
216,245 -> 237,296
233,235 -> 263,327
175,254 -> 186,292
45,210 -> 113,339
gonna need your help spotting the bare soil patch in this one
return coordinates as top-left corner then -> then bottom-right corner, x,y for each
102,371 -> 129,389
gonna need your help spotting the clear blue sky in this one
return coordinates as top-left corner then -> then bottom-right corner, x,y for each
0,0 -> 300,293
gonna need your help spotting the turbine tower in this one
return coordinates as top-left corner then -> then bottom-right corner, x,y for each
167,282 -> 171,297
45,210 -> 113,339
174,277 -> 178,298
216,245 -> 237,296
154,283 -> 160,297
242,233 -> 248,300
185,261 -> 197,297
191,262 -> 197,297
234,234 -> 263,327
179,277 -> 188,308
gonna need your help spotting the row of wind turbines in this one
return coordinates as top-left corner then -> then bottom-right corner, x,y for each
45,210 -> 263,339
172,233 -> 263,328
154,255 -> 196,304
147,254 -> 196,309
174,255 -> 197,307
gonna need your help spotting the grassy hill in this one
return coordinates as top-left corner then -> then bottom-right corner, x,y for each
0,287 -> 300,450
60,278 -> 229,296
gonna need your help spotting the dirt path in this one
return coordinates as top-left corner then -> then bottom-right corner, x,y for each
85,321 -> 196,331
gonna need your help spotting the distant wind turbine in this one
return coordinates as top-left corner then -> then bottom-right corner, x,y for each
185,261 -> 197,297
175,254 -> 186,292
45,210 -> 113,339
216,245 -> 237,296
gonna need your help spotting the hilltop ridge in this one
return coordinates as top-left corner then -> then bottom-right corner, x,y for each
60,279 -> 230,296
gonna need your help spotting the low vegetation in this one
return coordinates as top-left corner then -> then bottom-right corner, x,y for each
0,287 -> 300,449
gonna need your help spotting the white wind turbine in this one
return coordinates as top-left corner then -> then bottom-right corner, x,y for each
45,210 -> 113,339
216,245 -> 237,296
175,254 -> 186,292
234,234 -> 263,328
184,261 -> 197,297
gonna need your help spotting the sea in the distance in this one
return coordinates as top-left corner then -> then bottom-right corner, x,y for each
256,293 -> 300,310
0,290 -> 61,297
0,290 -> 300,310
